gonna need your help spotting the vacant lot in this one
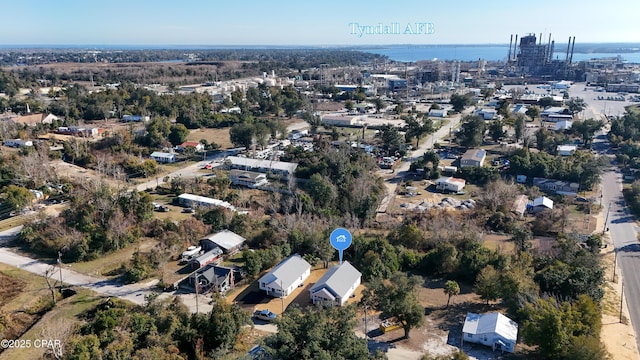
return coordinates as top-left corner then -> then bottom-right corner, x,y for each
0,264 -> 53,344
186,128 -> 233,149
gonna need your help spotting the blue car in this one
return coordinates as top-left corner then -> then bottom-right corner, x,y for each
253,309 -> 277,322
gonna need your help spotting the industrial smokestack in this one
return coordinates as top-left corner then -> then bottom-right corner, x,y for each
539,33 -> 542,45
547,33 -> 552,63
565,36 -> 571,64
514,34 -> 518,57
508,34 -> 513,62
569,36 -> 576,64
551,40 -> 555,61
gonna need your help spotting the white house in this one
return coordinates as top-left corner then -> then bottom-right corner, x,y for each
436,177 -> 466,192
462,312 -> 518,353
150,151 -> 176,163
475,108 -> 497,120
557,144 -> 577,156
178,141 -> 205,152
177,193 -> 239,212
309,261 -> 361,307
259,254 -> 311,298
428,109 -> 448,117
555,120 -> 573,131
229,170 -> 269,188
531,196 -> 554,213
4,139 -> 33,148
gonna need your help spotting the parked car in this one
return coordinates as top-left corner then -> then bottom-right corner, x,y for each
182,207 -> 195,213
253,309 -> 277,322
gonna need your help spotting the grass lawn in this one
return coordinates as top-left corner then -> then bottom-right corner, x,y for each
68,238 -> 158,277
0,289 -> 103,360
0,214 -> 38,233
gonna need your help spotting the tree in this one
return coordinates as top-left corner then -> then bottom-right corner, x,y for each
345,99 -> 354,112
363,272 -> 424,338
306,173 -> 336,210
566,97 -> 587,115
372,97 -> 386,113
572,119 -> 604,146
406,117 -> 434,147
450,93 -> 472,112
514,113 -> 525,141
264,305 -> 370,360
525,105 -> 540,121
488,120 -> 505,142
538,97 -> 561,108
457,114 -> 486,148
3,184 -> 34,210
377,124 -> 404,155
194,295 -> 251,352
167,124 -> 189,146
229,123 -> 254,148
443,280 -> 460,307
474,265 -> 501,304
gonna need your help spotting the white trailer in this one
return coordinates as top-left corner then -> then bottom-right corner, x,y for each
181,245 -> 203,263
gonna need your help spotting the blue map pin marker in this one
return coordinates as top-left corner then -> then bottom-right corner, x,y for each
330,228 -> 352,264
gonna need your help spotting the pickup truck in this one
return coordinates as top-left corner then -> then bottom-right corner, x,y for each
253,309 -> 277,322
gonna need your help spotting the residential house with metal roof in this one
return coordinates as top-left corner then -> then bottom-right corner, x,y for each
309,261 -> 361,306
259,254 -> 311,298
460,149 -> 486,168
462,312 -> 518,353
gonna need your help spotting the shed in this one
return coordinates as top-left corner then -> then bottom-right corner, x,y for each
463,312 -> 518,353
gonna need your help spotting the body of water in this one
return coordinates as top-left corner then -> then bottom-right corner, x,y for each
360,45 -> 640,63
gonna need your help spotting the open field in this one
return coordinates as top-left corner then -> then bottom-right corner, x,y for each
186,128 -> 234,149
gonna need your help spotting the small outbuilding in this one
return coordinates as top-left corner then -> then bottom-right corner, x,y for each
462,312 -> 518,353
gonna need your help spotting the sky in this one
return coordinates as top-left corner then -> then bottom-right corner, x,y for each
1,0 -> 639,46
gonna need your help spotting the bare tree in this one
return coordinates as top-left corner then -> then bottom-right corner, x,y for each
43,266 -> 59,305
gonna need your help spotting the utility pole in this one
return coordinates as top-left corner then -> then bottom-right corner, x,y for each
603,200 -> 612,234
280,279 -> 284,314
613,249 -> 618,282
195,272 -> 199,314
57,251 -> 63,290
620,281 -> 624,323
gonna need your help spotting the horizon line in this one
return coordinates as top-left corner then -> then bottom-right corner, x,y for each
1,41 -> 640,49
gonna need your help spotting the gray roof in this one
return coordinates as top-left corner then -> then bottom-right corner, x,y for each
259,254 -> 311,290
310,261 -> 361,300
196,264 -> 232,285
226,156 -> 298,174
201,230 -> 246,252
461,149 -> 486,162
193,247 -> 223,264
